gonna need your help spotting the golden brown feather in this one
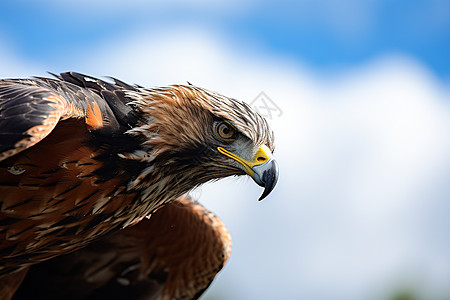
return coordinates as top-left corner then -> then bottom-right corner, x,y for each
13,196 -> 231,300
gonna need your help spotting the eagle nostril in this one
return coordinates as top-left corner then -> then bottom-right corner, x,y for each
257,156 -> 267,162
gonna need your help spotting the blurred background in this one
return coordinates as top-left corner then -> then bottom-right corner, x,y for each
1,1 -> 450,299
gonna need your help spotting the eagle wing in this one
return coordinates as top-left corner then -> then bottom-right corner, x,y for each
0,73 -> 141,282
13,195 -> 232,300
0,72 -> 137,161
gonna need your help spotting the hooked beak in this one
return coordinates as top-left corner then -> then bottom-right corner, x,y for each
218,144 -> 279,201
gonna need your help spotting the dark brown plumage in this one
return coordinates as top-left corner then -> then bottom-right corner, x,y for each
0,72 -> 278,299
14,195 -> 231,300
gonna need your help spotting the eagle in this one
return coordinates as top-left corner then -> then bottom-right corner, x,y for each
0,72 -> 278,300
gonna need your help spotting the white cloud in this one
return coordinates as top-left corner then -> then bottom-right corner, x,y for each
2,27 -> 450,299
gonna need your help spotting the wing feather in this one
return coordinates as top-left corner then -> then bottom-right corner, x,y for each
0,83 -> 70,161
14,196 -> 232,300
0,74 -> 133,162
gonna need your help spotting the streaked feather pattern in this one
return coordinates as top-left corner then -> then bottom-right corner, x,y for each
0,72 -> 275,299
14,196 -> 231,300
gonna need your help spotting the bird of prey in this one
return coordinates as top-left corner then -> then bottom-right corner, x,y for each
0,72 -> 278,299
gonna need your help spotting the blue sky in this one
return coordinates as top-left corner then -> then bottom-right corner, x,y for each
1,0 -> 449,79
1,1 -> 450,300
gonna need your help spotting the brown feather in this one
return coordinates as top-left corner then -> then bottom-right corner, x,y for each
14,196 -> 231,300
0,119 -> 139,274
0,268 -> 28,300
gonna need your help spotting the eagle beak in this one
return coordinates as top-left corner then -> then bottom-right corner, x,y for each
252,157 -> 279,201
217,145 -> 279,201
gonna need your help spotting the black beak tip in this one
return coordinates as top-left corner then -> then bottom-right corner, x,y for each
258,159 -> 279,201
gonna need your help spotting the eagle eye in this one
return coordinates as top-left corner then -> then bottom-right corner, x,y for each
215,121 -> 237,141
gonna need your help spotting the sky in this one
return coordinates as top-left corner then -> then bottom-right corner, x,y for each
1,1 -> 450,299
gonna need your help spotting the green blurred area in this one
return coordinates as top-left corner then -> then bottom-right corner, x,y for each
390,290 -> 420,300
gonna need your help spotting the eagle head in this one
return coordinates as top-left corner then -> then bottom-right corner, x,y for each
120,84 -> 279,204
